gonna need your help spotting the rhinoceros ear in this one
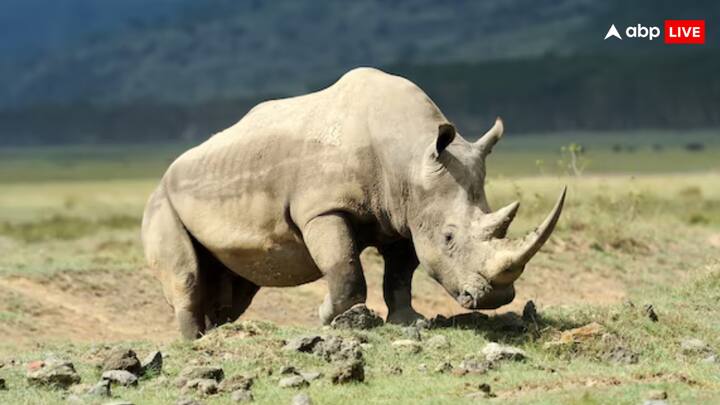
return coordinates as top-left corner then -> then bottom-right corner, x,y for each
434,123 -> 456,156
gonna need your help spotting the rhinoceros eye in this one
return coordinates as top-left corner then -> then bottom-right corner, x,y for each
443,232 -> 454,245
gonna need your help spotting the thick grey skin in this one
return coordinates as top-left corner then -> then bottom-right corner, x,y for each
142,67 -> 563,339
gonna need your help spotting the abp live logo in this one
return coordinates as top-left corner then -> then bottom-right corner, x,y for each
604,20 -> 705,44
665,20 -> 705,44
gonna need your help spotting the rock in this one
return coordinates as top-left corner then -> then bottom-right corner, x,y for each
231,388 -> 254,402
457,357 -> 489,375
330,304 -> 383,330
280,365 -> 299,375
101,348 -> 142,376
176,398 -> 204,405
481,342 -> 526,363
643,304 -> 659,322
291,393 -> 312,405
331,360 -> 365,384
466,383 -> 495,399
101,370 -> 138,387
402,326 -> 421,341
522,300 -> 538,323
283,336 -> 324,353
603,346 -> 639,364
176,365 -> 224,387
426,335 -> 450,350
0,377 -> 5,390
183,378 -> 218,395
219,374 -> 254,392
27,358 -> 81,389
87,379 -> 111,397
141,351 -> 163,375
299,371 -> 322,382
313,336 -> 362,363
434,361 -> 453,373
680,338 -> 712,355
278,375 -> 308,389
391,339 -> 422,353
417,363 -> 428,372
646,390 -> 668,400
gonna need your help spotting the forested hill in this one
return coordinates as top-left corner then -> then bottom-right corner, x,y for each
0,0 -> 717,145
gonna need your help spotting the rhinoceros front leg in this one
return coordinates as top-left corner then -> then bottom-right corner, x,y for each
303,214 -> 367,325
380,240 -> 425,325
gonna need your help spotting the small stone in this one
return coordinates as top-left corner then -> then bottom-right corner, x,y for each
231,388 -> 254,402
522,300 -> 538,323
291,393 -> 312,405
646,390 -> 668,400
330,304 -> 383,330
391,339 -> 422,353
331,360 -> 364,384
481,342 -> 526,363
458,357 -> 489,375
279,375 -> 308,388
434,361 -> 453,373
299,371 -> 322,382
101,348 -> 142,376
0,377 -> 5,390
426,335 -> 450,350
402,326 -> 421,341
466,382 -> 496,399
219,374 -> 254,392
183,378 -> 218,395
283,336 -> 324,352
280,365 -> 299,375
87,379 -> 111,397
680,338 -> 712,355
176,365 -> 224,387
176,397 -> 204,405
312,335 -> 362,363
141,351 -> 163,375
643,304 -> 659,322
102,370 -> 138,387
27,358 -> 81,389
417,363 -> 428,372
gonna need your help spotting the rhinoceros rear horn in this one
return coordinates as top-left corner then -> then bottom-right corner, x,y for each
475,117 -> 504,156
490,187 -> 566,284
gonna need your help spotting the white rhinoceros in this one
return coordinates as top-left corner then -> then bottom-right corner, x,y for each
142,67 -> 565,339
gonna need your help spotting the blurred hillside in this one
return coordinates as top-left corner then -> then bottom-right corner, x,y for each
0,0 -> 718,145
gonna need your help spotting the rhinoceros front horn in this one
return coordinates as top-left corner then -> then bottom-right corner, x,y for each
490,187 -> 566,285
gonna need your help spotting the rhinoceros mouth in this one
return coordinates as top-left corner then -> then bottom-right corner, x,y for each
456,285 -> 516,310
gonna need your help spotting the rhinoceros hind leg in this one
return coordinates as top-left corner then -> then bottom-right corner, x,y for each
303,214 -> 367,325
380,240 -> 426,325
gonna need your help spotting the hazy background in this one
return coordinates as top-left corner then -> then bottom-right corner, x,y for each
0,0 -> 718,146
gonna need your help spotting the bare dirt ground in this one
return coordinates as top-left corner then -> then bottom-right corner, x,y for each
0,248 -> 627,345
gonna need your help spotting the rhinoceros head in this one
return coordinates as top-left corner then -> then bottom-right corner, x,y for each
409,118 -> 566,310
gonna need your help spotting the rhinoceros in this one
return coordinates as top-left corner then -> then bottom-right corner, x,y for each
142,67 -> 565,339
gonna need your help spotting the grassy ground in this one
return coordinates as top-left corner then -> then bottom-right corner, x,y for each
0,132 -> 718,404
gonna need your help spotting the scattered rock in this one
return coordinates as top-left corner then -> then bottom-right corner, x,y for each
183,378 -> 219,395
466,382 -> 496,399
430,312 -> 489,329
27,358 -> 81,389
481,342 -> 526,363
283,336 -> 324,353
556,322 -> 605,344
702,354 -> 718,363
457,357 -> 489,375
402,326 -> 421,341
176,397 -> 204,405
603,345 -> 639,364
522,300 -> 538,323
417,363 -> 428,373
101,348 -> 142,376
279,375 -> 309,389
680,338 -> 713,356
87,379 -> 111,397
331,304 -> 384,330
231,388 -> 254,402
176,365 -> 224,387
313,336 -> 362,363
101,370 -> 138,387
434,361 -> 453,373
331,360 -> 365,384
426,335 -> 450,350
280,365 -> 299,375
141,351 -> 163,375
219,374 -> 254,392
643,304 -> 659,322
391,339 -> 422,354
646,390 -> 668,400
291,393 -> 312,405
299,371 -> 322,382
